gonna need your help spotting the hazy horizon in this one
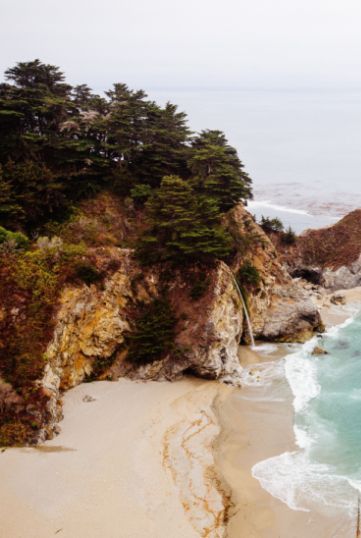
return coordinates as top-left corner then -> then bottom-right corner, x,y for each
2,0 -> 361,92
2,0 -> 361,232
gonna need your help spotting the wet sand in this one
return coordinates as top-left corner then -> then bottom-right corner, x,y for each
1,288 -> 361,538
319,286 -> 361,327
212,287 -> 361,538
215,380 -> 354,537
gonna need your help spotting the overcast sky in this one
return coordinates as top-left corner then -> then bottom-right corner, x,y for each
1,0 -> 361,92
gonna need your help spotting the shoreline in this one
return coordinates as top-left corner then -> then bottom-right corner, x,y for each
1,287 -> 360,537
318,286 -> 361,328
214,286 -> 361,537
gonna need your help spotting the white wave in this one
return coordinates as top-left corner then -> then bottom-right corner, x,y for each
248,199 -> 311,216
251,343 -> 279,354
240,360 -> 285,388
284,344 -> 320,413
294,425 -> 312,450
347,478 -> 361,494
252,451 -> 358,515
252,316 -> 361,516
326,312 -> 358,338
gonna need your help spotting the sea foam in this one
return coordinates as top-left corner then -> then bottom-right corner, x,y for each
251,312 -> 361,515
248,199 -> 311,216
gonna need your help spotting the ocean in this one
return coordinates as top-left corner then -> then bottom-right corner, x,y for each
252,311 -> 361,520
149,88 -> 361,232
148,87 -> 361,526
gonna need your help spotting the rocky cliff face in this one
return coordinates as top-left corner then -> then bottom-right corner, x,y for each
115,262 -> 244,384
277,209 -> 361,291
37,260 -> 245,440
1,201 -> 323,444
225,205 -> 322,342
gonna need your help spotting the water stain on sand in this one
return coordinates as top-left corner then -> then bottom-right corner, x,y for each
20,445 -> 77,453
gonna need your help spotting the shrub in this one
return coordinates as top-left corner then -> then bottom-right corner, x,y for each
127,298 -> 177,365
189,276 -> 210,300
0,226 -> 29,249
237,260 -> 261,288
281,226 -> 297,245
260,216 -> 284,233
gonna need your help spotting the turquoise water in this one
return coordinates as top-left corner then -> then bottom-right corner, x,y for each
252,311 -> 361,515
303,315 -> 361,478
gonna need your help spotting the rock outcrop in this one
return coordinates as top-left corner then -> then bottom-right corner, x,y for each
277,209 -> 361,291
322,255 -> 361,290
38,249 -> 159,439
225,205 -> 322,342
115,262 -> 244,384
39,259 -> 245,440
1,201 -> 324,444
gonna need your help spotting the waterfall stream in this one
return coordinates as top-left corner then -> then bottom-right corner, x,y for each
232,276 -> 255,348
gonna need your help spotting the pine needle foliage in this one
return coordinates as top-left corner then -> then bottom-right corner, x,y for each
127,298 -> 177,365
190,130 -> 252,212
137,175 -> 233,266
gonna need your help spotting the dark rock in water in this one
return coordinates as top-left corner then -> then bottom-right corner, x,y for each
312,346 -> 329,356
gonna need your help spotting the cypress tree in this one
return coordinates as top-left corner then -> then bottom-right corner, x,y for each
189,129 -> 252,212
137,175 -> 232,265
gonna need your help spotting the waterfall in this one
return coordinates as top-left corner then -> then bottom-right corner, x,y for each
232,275 -> 255,348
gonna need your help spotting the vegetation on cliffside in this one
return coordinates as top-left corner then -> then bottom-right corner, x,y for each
0,60 -> 254,444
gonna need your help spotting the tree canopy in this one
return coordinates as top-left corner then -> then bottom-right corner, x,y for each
137,175 -> 233,266
0,60 -> 252,231
190,130 -> 252,212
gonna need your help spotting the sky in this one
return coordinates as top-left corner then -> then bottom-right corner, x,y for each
1,0 -> 361,92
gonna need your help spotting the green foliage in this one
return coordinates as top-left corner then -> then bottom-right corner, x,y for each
237,260 -> 261,288
0,226 -> 29,249
281,226 -> 297,245
127,298 -> 177,365
137,176 -> 233,266
130,184 -> 153,206
190,130 -> 252,212
0,60 -> 252,232
0,242 -> 94,388
1,159 -> 66,228
258,216 -> 296,245
260,216 -> 284,233
0,60 -> 256,444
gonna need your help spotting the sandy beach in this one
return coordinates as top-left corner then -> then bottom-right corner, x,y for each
1,287 -> 361,538
212,286 -> 361,538
0,378 -> 231,538
215,374 -> 354,538
319,286 -> 361,327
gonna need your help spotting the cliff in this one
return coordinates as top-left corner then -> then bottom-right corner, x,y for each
225,205 -> 322,341
0,195 -> 322,445
276,209 -> 361,290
